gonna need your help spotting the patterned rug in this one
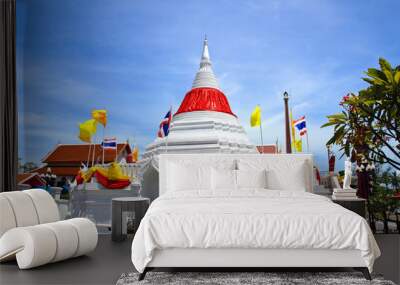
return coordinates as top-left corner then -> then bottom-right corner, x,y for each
116,271 -> 396,285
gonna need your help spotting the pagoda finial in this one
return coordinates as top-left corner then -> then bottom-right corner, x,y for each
200,36 -> 211,67
192,37 -> 219,89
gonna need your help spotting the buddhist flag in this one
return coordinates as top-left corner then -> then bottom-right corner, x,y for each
78,119 -> 97,143
92,109 -> 107,127
78,130 -> 91,143
290,109 -> 296,151
132,146 -> 139,162
250,105 -> 261,127
295,139 -> 302,152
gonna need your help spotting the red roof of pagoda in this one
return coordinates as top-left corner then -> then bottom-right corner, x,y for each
175,87 -> 236,117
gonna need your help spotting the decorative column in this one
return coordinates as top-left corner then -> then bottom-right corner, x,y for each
283,91 -> 292,154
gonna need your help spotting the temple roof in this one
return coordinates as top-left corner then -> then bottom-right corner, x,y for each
32,166 -> 81,177
41,143 -> 131,164
175,38 -> 236,117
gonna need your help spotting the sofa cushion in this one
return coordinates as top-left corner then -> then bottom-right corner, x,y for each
1,192 -> 39,227
42,221 -> 79,262
24,189 -> 60,223
0,226 -> 57,269
66,218 -> 98,257
0,196 -> 17,238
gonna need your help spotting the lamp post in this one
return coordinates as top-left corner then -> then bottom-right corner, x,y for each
283,91 -> 292,154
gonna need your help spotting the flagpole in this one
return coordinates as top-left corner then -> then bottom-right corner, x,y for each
115,139 -> 118,162
92,134 -> 96,166
87,143 -> 92,168
165,106 -> 172,153
306,131 -> 310,153
259,123 -> 263,153
102,126 -> 105,165
258,104 -> 263,153
300,137 -> 303,153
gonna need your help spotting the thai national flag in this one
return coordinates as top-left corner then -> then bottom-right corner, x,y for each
101,137 -> 117,149
293,116 -> 307,136
157,109 -> 172,138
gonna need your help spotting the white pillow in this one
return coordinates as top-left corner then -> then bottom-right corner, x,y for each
236,169 -> 268,189
167,163 -> 211,192
266,163 -> 307,191
211,168 -> 237,191
238,159 -> 308,191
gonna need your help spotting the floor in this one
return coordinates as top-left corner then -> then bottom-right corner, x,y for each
373,234 -> 400,284
1,235 -> 398,285
0,235 -> 134,285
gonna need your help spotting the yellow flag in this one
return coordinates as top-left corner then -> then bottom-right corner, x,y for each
78,129 -> 91,143
92,110 -> 107,127
295,139 -> 302,152
78,119 -> 97,143
132,146 -> 139,162
290,109 -> 296,151
250,105 -> 261,127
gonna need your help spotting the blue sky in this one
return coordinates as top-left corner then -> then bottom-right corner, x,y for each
17,0 -> 400,170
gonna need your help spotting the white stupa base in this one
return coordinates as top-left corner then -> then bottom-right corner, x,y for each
142,111 -> 256,160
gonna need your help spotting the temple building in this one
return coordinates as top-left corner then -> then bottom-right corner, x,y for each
33,143 -> 132,181
142,38 -> 255,160
141,38 -> 256,200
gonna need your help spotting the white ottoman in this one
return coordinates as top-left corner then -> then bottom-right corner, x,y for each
0,190 -> 98,269
0,218 -> 98,269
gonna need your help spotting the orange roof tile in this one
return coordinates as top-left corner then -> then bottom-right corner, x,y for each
42,143 -> 131,164
17,172 -> 46,185
17,173 -> 35,184
34,165 -> 80,177
256,145 -> 277,154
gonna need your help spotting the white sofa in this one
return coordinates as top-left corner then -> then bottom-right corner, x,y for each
0,189 -> 98,269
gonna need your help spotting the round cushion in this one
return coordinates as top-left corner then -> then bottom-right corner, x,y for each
23,189 -> 60,223
1,192 -> 39,227
66,218 -> 98,257
42,221 -> 79,262
0,226 -> 57,269
0,196 -> 16,237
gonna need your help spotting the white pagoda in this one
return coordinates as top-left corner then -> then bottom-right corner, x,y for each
142,38 -> 255,160
140,38 -> 256,200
